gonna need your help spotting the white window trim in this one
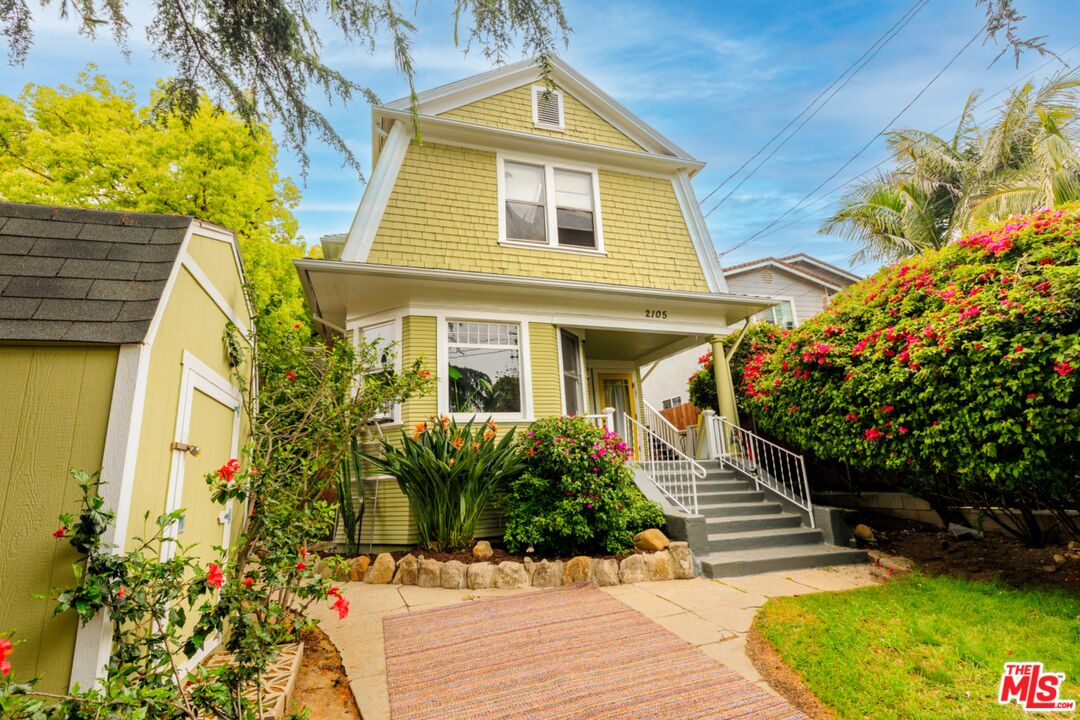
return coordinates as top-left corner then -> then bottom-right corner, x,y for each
761,296 -> 799,328
355,317 -> 404,425
496,152 -> 606,256
438,315 -> 533,423
531,84 -> 565,131
556,327 -> 587,416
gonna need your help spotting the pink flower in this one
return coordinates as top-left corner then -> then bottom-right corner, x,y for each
881,405 -> 894,414
117,587 -> 126,600
1055,361 -> 1074,376
586,503 -> 594,509
206,563 -> 224,589
865,428 -> 883,441
0,637 -> 11,676
898,426 -> 909,435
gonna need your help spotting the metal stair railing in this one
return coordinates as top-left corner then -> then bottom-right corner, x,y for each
624,413 -> 705,515
643,400 -> 691,455
712,415 -> 815,527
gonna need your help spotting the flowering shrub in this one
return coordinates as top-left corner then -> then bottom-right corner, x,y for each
687,349 -> 718,412
503,417 -> 665,555
367,416 -> 526,552
732,206 -> 1080,544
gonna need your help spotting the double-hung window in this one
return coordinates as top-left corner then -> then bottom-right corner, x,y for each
447,321 -> 523,416
501,158 -> 602,252
559,329 -> 584,416
359,320 -> 399,422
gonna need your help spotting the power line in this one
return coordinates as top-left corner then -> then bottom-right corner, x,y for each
722,40 -> 1080,266
696,0 -> 929,210
701,0 -> 931,218
718,22 -> 988,258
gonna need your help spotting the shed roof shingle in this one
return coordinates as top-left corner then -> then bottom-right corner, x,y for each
0,202 -> 195,343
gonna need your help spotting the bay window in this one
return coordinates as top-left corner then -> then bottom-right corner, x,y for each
500,157 -> 602,252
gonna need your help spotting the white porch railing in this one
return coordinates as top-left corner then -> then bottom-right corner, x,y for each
582,409 -> 616,431
708,414 -> 814,527
624,413 -> 705,515
643,400 -> 690,455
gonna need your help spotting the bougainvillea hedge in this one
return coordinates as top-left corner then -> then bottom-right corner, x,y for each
722,207 -> 1079,538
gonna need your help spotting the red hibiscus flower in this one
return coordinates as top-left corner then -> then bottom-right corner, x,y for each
0,636 -> 11,676
296,561 -> 307,571
242,577 -> 254,588
117,587 -> 126,600
332,594 -> 350,620
285,370 -> 296,381
865,428 -> 883,441
1055,361 -> 1075,376
53,527 -> 66,539
206,563 -> 225,589
217,458 -> 240,484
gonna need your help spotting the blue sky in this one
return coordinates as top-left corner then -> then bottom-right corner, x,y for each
3,1 -> 1079,276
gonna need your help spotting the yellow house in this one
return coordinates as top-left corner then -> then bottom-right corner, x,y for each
298,58 -> 865,575
0,202 -> 252,692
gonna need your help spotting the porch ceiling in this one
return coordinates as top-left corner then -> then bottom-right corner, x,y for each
295,259 -> 775,339
580,327 -> 703,365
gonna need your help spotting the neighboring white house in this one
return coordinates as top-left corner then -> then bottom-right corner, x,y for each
643,253 -> 860,411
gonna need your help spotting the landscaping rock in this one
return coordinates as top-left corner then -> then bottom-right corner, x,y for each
618,554 -> 646,584
1053,553 -> 1067,566
591,558 -> 620,586
523,557 -> 536,579
467,562 -> 496,589
633,529 -> 670,551
1042,564 -> 1058,573
441,560 -> 468,589
645,551 -> 674,581
472,540 -> 494,560
1069,540 -> 1080,552
563,556 -> 592,584
495,561 -> 530,589
530,560 -> 564,587
392,554 -> 417,585
314,559 -> 333,578
853,524 -> 875,542
348,555 -> 370,582
668,541 -> 694,579
364,553 -> 395,584
948,522 -> 983,540
417,558 -> 442,588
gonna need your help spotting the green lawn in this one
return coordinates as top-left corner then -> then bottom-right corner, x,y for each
755,574 -> 1080,720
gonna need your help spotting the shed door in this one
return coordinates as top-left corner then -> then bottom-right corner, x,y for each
163,353 -> 241,562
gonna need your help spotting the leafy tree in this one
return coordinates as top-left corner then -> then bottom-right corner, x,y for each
0,69 -> 310,338
0,0 -> 571,174
738,206 -> 1079,545
821,72 -> 1080,263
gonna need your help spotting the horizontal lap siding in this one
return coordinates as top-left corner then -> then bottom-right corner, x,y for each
0,345 -> 117,694
366,143 -> 709,292
439,84 -> 644,151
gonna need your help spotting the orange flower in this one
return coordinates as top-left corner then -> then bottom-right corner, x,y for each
471,442 -> 480,450
412,422 -> 427,439
526,447 -> 535,456
452,437 -> 464,449
483,429 -> 496,441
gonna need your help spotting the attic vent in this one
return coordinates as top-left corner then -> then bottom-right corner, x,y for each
532,85 -> 565,131
761,269 -> 775,284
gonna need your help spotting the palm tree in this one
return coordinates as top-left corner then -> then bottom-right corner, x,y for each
821,71 -> 1080,262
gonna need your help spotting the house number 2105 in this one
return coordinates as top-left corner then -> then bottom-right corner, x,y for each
645,309 -> 668,319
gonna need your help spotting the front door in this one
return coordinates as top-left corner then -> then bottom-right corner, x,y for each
597,373 -> 636,443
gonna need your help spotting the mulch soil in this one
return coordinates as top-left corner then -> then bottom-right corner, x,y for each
290,625 -> 362,720
853,511 -> 1080,592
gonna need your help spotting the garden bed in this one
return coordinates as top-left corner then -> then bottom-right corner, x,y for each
290,625 -> 362,720
852,510 -> 1080,591
384,546 -> 645,565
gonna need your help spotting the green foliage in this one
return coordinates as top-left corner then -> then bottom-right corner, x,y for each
686,349 -> 718,413
503,417 -> 665,555
0,1 -> 571,175
821,72 -> 1080,263
756,573 -> 1080,720
735,206 -> 1080,543
0,69 -> 311,344
367,417 -> 525,553
337,437 -> 365,557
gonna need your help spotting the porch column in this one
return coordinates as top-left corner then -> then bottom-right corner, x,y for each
708,334 -> 740,428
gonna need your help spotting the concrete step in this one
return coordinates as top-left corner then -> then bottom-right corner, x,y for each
694,480 -> 755,493
706,527 -> 825,552
694,489 -> 765,504
696,501 -> 783,518
704,513 -> 803,532
699,544 -> 869,578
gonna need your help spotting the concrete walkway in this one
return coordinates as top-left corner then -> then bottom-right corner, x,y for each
307,565 -> 877,720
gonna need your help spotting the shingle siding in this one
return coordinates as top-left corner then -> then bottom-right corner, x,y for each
366,142 -> 710,292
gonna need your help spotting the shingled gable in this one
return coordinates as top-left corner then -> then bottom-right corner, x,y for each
0,202 -> 199,344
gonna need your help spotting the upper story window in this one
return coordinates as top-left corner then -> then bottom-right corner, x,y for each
763,300 -> 796,329
500,156 -> 604,254
531,85 -> 565,131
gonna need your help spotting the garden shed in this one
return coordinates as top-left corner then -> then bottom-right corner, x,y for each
0,202 -> 252,693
